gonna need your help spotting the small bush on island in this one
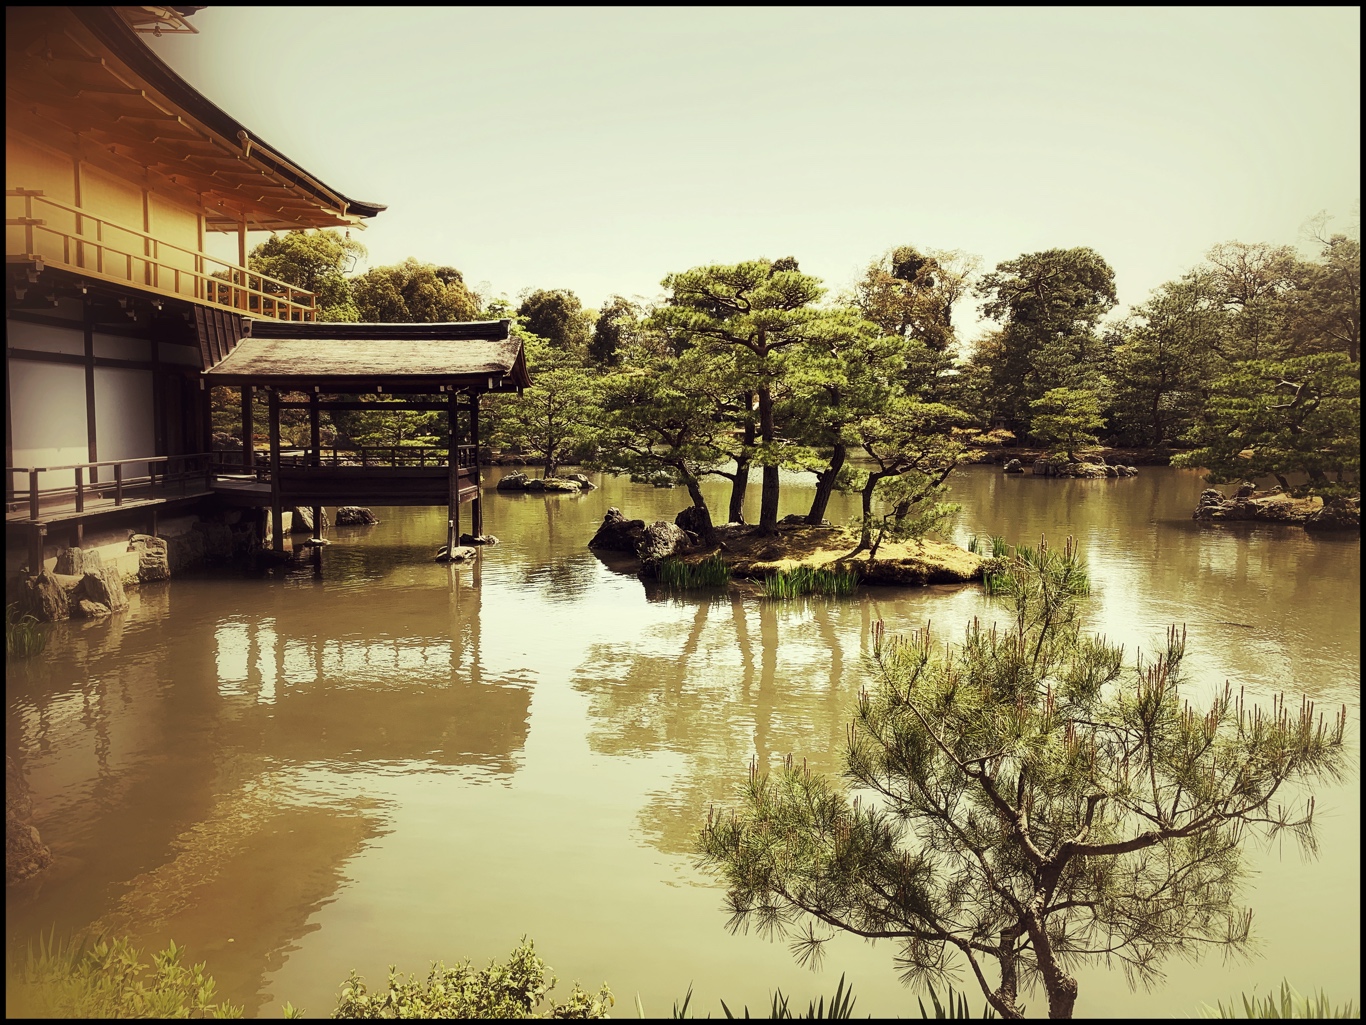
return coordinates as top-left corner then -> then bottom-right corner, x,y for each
698,535 -> 1348,1019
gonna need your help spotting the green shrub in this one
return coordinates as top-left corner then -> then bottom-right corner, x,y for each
6,602 -> 47,660
1199,981 -> 1358,1018
760,566 -> 859,600
7,929 -> 242,1018
330,938 -> 612,1019
657,553 -> 731,590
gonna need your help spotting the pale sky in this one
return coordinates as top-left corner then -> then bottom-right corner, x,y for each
151,7 -> 1360,340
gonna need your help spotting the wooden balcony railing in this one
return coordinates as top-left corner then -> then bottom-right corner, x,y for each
7,453 -> 216,522
6,189 -> 317,321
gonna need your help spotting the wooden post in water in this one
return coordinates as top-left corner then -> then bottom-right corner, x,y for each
470,390 -> 483,537
268,388 -> 283,551
447,389 -> 459,554
309,390 -> 322,538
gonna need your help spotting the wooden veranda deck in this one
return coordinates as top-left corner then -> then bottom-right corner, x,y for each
7,447 -> 484,572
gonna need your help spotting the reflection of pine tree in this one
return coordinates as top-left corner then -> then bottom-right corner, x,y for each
573,597 -> 856,857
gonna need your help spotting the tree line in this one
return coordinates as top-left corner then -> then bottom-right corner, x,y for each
219,222 -> 1360,532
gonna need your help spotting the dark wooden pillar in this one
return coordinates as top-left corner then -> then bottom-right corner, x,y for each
151,338 -> 164,460
241,385 -> 255,469
268,387 -> 283,551
84,303 -> 98,482
470,391 -> 483,537
309,390 -> 322,537
447,389 -> 459,553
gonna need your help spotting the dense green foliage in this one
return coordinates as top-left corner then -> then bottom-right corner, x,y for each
233,220 -> 1359,504
350,258 -> 481,324
7,931 -> 242,1019
1028,387 -> 1106,460
697,536 -> 1348,1018
248,228 -> 365,322
968,247 -> 1118,435
518,288 -> 594,355
1173,352 -> 1360,493
329,939 -> 612,1019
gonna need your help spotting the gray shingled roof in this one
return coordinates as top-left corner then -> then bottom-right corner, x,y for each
201,320 -> 529,390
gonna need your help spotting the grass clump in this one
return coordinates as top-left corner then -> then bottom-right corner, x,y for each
657,553 -> 731,590
761,566 -> 859,600
6,602 -> 47,660
1199,981 -> 1357,1018
330,938 -> 612,1019
966,534 -> 1008,558
668,975 -> 992,1018
7,929 -> 242,1019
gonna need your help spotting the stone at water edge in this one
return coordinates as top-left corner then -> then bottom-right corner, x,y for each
1304,499 -> 1360,532
496,472 -> 529,491
565,473 -> 597,491
335,506 -> 379,525
588,507 -> 647,552
55,547 -> 86,575
459,533 -> 499,546
637,521 -> 691,563
676,505 -> 714,541
129,534 -> 170,582
78,599 -> 112,618
289,506 -> 330,533
435,545 -> 478,563
80,565 -> 129,612
1003,458 -> 1024,474
24,569 -> 69,622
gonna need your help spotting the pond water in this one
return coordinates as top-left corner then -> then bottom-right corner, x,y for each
5,465 -> 1360,1018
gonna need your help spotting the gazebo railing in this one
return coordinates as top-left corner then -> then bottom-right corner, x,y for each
219,445 -> 479,470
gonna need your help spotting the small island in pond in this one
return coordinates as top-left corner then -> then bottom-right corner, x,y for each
589,508 -> 986,586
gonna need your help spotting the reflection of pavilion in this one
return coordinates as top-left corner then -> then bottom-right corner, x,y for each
210,566 -> 531,774
6,559 -> 530,1014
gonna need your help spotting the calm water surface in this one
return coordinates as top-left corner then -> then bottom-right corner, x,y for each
5,466 -> 1360,1017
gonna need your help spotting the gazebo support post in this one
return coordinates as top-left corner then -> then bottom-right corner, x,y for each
268,387 -> 283,551
470,390 -> 483,537
309,390 -> 322,538
447,389 -> 459,555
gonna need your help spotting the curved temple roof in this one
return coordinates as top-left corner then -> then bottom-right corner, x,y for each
201,320 -> 531,393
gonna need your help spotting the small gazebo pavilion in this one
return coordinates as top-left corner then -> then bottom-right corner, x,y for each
201,318 -> 529,554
